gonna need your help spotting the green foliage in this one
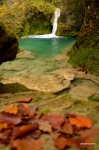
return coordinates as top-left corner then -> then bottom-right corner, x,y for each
0,0 -> 55,37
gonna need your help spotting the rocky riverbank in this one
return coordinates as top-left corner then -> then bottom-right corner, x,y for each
0,47 -> 99,100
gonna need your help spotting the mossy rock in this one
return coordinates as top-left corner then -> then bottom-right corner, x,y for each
0,82 -> 30,94
0,22 -> 18,64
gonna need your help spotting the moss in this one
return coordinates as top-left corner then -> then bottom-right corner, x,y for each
69,0 -> 99,76
88,94 -> 99,102
0,83 -> 30,94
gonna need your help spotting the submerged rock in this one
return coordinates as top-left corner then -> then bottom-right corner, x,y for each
0,22 -> 18,64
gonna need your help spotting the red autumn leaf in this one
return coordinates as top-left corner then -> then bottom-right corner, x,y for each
74,134 -> 94,149
10,139 -> 43,150
3,104 -> 18,114
17,98 -> 32,103
42,114 -> 65,129
11,124 -> 38,140
69,115 -> 93,128
53,136 -> 74,149
61,121 -> 73,135
18,103 -> 35,119
39,120 -> 52,133
0,112 -> 21,125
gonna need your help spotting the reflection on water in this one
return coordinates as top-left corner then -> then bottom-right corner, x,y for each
19,37 -> 76,59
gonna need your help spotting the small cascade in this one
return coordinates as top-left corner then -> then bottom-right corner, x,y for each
52,8 -> 61,35
28,8 -> 61,38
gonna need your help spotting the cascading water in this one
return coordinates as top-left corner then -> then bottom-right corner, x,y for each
51,8 -> 61,35
28,8 -> 61,38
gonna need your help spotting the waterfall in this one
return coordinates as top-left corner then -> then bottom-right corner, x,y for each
28,8 -> 61,38
52,8 -> 61,35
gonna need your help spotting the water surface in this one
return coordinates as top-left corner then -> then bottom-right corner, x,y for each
19,37 -> 75,59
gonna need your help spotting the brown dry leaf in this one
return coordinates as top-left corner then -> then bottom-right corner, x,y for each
0,112 -> 21,125
53,136 -> 74,149
42,114 -> 65,129
11,124 -> 38,140
18,103 -> 35,119
39,120 -> 52,133
10,139 -> 43,150
17,98 -> 32,103
4,104 -> 18,114
69,115 -> 93,129
74,134 -> 94,150
0,123 -> 8,131
61,122 -> 73,135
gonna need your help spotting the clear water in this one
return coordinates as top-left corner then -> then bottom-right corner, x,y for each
19,37 -> 75,59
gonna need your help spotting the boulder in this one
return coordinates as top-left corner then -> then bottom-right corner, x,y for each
0,22 -> 18,64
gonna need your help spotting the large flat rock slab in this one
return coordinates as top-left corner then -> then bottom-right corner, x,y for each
1,74 -> 70,93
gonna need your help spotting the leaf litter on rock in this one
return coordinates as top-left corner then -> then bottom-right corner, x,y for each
0,101 -> 99,150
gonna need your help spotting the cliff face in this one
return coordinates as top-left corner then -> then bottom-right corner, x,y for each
57,0 -> 85,36
69,0 -> 99,75
0,22 -> 18,64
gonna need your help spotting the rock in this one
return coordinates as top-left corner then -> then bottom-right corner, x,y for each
51,69 -> 75,81
0,22 -> 18,64
17,51 -> 35,59
69,85 -> 98,100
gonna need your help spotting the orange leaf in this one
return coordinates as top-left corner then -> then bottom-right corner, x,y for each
0,123 -> 8,131
69,116 -> 93,128
11,124 -> 38,140
10,139 -> 43,150
61,122 -> 73,135
53,137 -> 74,149
4,104 -> 18,114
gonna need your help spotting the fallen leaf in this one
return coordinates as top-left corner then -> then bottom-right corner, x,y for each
79,129 -> 99,138
3,104 -> 18,114
25,130 -> 41,139
11,124 -> 38,140
53,136 -> 74,149
17,98 -> 32,103
61,121 -> 73,135
69,115 -> 93,129
0,129 -> 12,144
10,139 -> 43,150
0,123 -> 8,131
74,134 -> 94,150
0,112 -> 21,125
39,120 -> 52,133
18,103 -> 35,119
42,114 -> 65,129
